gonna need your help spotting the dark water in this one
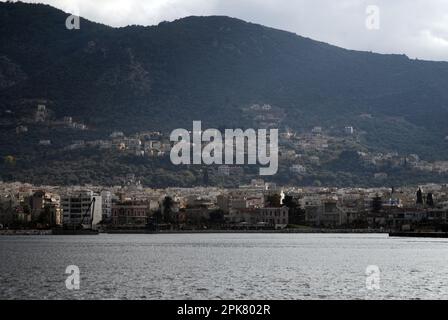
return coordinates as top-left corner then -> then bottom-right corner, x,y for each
1,233 -> 447,299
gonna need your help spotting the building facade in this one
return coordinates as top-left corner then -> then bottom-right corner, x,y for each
111,200 -> 149,226
257,207 -> 289,227
61,191 -> 102,228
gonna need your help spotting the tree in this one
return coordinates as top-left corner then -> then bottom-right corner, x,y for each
162,196 -> 174,223
282,195 -> 296,208
4,155 -> 16,166
426,193 -> 434,207
416,188 -> 423,205
152,209 -> 163,223
372,194 -> 382,213
266,194 -> 281,207
283,195 -> 306,225
209,209 -> 225,224
37,205 -> 51,226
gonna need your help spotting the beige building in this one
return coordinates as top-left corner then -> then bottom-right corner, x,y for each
257,207 -> 289,227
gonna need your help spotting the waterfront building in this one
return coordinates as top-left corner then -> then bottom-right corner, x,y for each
101,191 -> 112,221
227,208 -> 259,224
61,191 -> 102,228
257,207 -> 289,228
302,196 -> 346,227
111,200 -> 149,226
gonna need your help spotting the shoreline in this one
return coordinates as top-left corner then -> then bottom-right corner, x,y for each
105,228 -> 388,234
0,228 -> 388,235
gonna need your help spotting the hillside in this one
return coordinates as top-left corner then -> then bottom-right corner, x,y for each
1,2 -> 448,187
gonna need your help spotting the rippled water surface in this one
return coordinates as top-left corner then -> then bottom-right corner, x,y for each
1,233 -> 448,299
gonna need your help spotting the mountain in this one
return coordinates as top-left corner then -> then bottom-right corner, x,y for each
1,2 -> 448,187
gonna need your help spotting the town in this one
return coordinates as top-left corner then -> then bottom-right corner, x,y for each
1,179 -> 447,234
4,103 -> 448,189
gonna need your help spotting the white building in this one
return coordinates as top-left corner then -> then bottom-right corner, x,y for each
311,126 -> 322,134
301,196 -> 346,227
39,140 -> 51,146
374,172 -> 388,180
344,126 -> 354,135
61,191 -> 102,228
110,131 -> 124,138
290,164 -> 306,174
63,116 -> 72,124
16,125 -> 28,134
35,104 -> 47,122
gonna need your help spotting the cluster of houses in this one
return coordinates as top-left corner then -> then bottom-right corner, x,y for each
243,104 -> 286,129
280,127 -> 448,178
62,130 -> 172,157
15,104 -> 88,147
358,152 -> 448,174
32,105 -> 88,130
1,180 -> 448,232
14,104 -> 448,178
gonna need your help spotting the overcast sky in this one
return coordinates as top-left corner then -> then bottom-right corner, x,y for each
8,0 -> 448,61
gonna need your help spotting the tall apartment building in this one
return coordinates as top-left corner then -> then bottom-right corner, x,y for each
101,191 -> 112,221
61,191 -> 102,228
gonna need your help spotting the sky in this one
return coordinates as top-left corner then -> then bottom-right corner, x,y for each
6,0 -> 448,61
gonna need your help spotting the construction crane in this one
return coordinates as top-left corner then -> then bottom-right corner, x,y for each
79,197 -> 96,230
55,196 -> 99,235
